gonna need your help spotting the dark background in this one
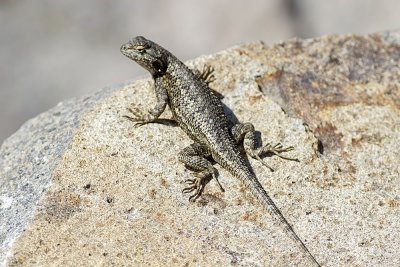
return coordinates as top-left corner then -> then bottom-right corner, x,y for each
1,0 -> 399,144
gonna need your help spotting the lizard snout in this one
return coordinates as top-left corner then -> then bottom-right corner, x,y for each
120,43 -> 131,53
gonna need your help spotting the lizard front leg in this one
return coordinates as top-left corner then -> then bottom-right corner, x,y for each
197,65 -> 216,86
124,77 -> 168,127
178,143 -> 224,201
231,122 -> 298,171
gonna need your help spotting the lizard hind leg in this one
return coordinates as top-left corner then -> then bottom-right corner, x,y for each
231,122 -> 299,172
178,143 -> 224,202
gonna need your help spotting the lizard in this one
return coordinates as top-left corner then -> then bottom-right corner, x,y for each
120,36 -> 320,266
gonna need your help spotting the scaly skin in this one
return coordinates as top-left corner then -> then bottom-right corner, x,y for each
121,36 -> 320,266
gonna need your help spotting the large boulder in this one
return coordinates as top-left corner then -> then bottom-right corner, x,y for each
1,31 -> 400,266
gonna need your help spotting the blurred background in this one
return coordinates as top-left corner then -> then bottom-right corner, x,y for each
1,0 -> 399,144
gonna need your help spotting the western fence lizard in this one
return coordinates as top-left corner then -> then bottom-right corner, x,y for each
120,36 -> 320,266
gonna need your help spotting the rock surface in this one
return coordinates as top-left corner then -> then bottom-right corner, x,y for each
1,31 -> 400,266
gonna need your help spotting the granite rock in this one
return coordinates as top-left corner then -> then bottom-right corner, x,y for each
1,31 -> 400,266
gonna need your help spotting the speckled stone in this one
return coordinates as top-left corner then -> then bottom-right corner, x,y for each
1,31 -> 400,266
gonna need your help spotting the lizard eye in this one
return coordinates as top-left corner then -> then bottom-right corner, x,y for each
135,45 -> 146,53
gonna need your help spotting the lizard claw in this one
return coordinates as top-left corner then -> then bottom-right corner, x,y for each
133,121 -> 148,128
184,178 -> 196,185
271,143 -> 294,153
182,186 -> 196,194
122,115 -> 145,127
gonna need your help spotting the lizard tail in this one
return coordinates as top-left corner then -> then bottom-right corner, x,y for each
239,170 -> 321,266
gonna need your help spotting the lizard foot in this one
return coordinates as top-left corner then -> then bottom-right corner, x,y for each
248,148 -> 275,171
182,170 -> 224,202
248,143 -> 298,171
260,142 -> 299,162
198,65 -> 216,85
182,172 -> 210,202
123,107 -> 155,127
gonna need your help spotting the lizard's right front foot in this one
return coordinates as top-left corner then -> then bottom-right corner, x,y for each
123,107 -> 156,127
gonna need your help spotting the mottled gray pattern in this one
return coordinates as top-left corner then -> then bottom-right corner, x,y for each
120,36 -> 320,266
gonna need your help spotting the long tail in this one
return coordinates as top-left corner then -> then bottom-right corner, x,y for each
240,170 -> 321,266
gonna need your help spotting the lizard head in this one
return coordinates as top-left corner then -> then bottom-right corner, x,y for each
120,36 -> 168,77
